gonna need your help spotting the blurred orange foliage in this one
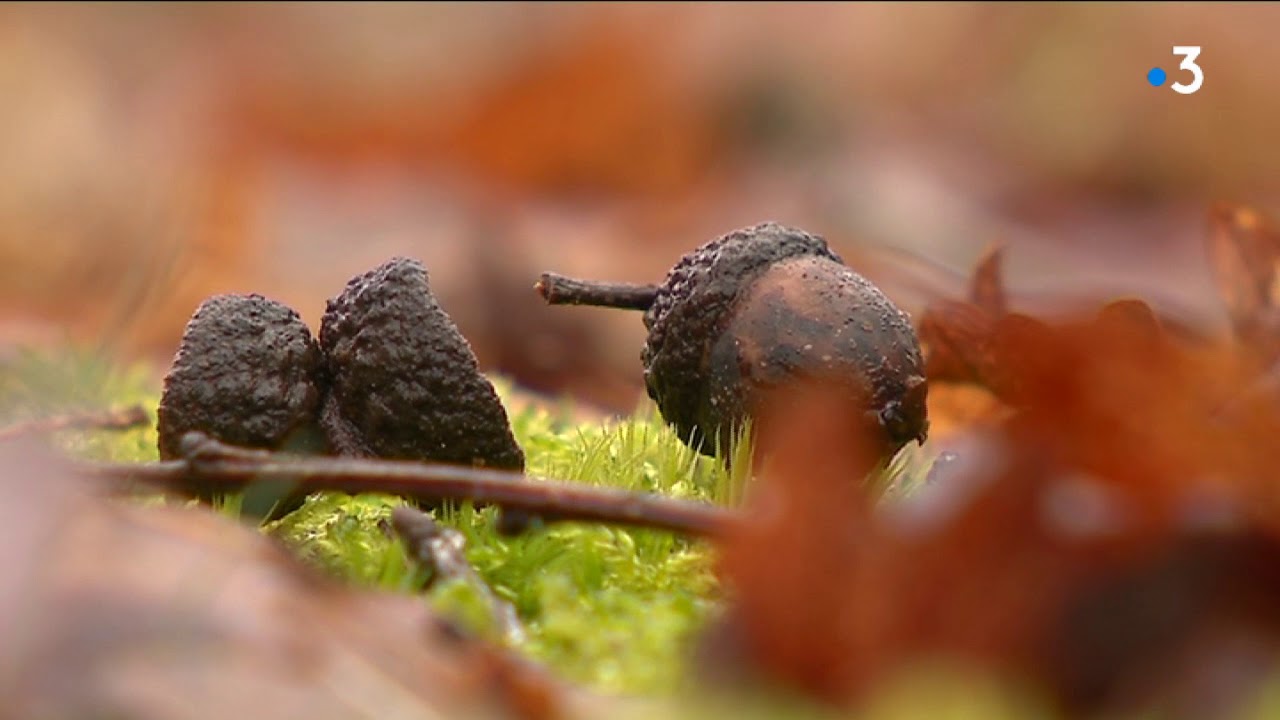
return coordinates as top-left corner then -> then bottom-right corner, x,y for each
224,22 -> 717,199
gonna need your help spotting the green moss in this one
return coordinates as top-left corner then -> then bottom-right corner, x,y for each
269,389 -> 732,696
268,492 -> 426,590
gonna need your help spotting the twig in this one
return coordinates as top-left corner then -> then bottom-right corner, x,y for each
534,272 -> 659,311
0,405 -> 150,441
83,432 -> 734,538
391,506 -> 527,644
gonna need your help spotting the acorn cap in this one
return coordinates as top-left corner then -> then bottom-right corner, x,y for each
318,257 -> 525,471
157,294 -> 324,461
641,222 -> 928,456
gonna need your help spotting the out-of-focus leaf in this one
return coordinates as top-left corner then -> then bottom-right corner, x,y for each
1206,203 -> 1280,368
969,243 -> 1007,318
0,440 -> 576,720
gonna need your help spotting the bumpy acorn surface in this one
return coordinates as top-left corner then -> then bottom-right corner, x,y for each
644,223 -> 928,456
318,257 -> 525,471
157,294 -> 324,462
538,222 -> 929,460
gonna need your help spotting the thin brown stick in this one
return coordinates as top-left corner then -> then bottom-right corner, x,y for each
83,433 -> 733,538
391,506 -> 527,643
534,272 -> 659,311
0,405 -> 150,441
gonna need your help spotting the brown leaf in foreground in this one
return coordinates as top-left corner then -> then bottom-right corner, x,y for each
712,300 -> 1280,719
0,441 -> 576,720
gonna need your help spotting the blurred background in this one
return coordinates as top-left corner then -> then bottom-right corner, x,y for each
2,2 -> 1277,413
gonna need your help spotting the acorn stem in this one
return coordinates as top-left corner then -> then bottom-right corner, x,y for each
535,272 -> 659,311
85,432 -> 734,538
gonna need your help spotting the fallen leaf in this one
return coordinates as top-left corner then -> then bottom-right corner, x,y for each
0,439 -> 576,720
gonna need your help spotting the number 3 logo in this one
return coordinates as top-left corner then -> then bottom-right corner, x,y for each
1171,46 -> 1203,95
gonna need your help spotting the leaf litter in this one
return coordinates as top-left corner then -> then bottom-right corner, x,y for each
6,205 -> 1280,718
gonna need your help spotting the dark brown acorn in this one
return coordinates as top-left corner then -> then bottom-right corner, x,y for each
537,222 -> 929,462
157,293 -> 326,516
318,257 -> 525,472
157,259 -> 528,525
157,294 -> 325,461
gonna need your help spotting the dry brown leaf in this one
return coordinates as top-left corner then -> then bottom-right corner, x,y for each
969,242 -> 1007,317
917,244 -> 1011,389
0,440 -> 579,720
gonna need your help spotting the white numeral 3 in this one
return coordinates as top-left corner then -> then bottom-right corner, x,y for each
1171,46 -> 1203,95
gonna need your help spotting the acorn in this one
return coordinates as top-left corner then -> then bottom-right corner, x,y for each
157,259 -> 528,524
318,256 -> 525,472
157,294 -> 325,460
157,294 -> 326,516
536,222 -> 929,461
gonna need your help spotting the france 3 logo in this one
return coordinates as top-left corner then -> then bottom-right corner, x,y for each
1147,47 -> 1203,95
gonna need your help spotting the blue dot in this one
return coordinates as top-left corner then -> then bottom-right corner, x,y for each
1147,67 -> 1167,87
